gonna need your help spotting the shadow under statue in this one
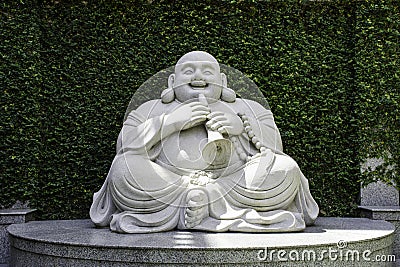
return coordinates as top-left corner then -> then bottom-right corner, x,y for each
90,51 -> 319,233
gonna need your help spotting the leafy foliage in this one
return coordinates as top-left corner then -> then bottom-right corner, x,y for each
1,0 -> 398,219
354,1 -> 399,189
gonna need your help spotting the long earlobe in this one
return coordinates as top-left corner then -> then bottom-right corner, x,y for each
220,73 -> 235,102
161,88 -> 175,103
221,87 -> 236,103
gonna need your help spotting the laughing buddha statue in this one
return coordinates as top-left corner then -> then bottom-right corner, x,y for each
90,51 -> 319,233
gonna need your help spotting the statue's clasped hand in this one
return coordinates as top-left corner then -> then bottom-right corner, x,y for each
166,101 -> 211,132
205,111 -> 244,136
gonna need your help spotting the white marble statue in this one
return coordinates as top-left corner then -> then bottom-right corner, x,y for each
90,51 -> 319,233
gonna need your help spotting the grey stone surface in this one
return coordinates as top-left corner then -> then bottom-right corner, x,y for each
392,220 -> 400,266
0,209 -> 35,265
0,209 -> 35,225
359,205 -> 400,266
0,226 -> 8,265
7,217 -> 395,266
360,181 -> 399,206
359,206 -> 400,221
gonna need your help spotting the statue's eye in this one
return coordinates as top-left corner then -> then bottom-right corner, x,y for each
203,71 -> 213,75
184,69 -> 193,75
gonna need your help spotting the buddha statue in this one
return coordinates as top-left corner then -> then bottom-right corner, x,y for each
90,51 -> 319,233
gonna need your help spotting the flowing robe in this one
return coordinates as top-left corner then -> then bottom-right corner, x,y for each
90,98 -> 319,233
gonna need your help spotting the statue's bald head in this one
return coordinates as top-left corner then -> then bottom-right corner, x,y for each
175,51 -> 220,71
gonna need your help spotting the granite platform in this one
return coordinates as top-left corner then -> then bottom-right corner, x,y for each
0,209 -> 36,266
7,217 -> 395,266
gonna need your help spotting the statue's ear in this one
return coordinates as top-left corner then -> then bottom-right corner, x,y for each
161,88 -> 175,103
168,74 -> 175,89
221,73 -> 227,88
162,73 -> 176,103
220,73 -> 235,103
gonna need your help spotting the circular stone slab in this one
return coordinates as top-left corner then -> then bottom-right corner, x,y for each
7,217 -> 395,266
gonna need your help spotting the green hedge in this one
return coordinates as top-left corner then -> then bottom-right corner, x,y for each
355,1 -> 399,188
1,0 -> 398,219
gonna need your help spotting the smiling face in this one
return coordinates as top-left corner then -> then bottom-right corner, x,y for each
170,51 -> 226,103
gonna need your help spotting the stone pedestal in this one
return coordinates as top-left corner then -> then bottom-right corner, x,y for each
360,181 -> 399,206
7,217 -> 395,266
359,206 -> 400,265
0,209 -> 36,266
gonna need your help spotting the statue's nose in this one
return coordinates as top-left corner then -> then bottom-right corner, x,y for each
194,67 -> 209,79
190,71 -> 207,87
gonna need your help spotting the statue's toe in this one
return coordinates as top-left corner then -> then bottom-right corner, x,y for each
184,189 -> 209,228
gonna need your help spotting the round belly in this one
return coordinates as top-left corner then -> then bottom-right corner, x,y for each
159,125 -> 210,170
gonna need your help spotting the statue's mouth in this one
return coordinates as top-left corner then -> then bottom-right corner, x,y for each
190,80 -> 208,90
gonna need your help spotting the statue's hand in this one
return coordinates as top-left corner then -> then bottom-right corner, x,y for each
206,111 -> 244,136
166,102 -> 210,131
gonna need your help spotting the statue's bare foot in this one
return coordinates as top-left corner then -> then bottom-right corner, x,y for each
185,189 -> 209,228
